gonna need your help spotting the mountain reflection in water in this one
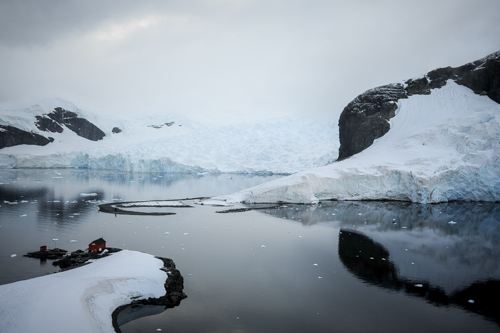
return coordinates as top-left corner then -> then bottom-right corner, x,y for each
256,201 -> 500,326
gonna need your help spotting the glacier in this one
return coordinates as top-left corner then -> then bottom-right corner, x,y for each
215,81 -> 500,204
0,98 -> 338,174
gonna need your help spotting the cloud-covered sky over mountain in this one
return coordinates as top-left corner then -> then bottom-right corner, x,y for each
1,0 -> 499,123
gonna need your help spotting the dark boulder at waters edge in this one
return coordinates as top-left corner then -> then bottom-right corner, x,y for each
337,50 -> 500,160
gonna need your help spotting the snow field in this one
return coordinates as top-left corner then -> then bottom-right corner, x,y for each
0,250 -> 166,333
216,81 -> 500,204
0,98 -> 339,174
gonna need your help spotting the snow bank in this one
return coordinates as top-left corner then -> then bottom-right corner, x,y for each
216,81 -> 500,204
0,250 -> 166,333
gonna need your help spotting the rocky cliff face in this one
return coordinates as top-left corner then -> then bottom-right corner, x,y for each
1,107 -> 106,149
338,50 -> 500,160
37,107 -> 106,141
0,125 -> 54,149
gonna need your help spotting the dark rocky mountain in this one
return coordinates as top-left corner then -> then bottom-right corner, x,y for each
0,125 -> 54,149
36,107 -> 105,141
338,50 -> 500,160
1,107 -> 106,149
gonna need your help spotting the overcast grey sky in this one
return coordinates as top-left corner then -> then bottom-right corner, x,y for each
1,0 -> 499,123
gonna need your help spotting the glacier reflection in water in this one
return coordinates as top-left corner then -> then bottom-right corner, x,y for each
1,169 -> 499,332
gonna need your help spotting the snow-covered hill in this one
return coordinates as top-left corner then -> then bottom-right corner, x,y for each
216,80 -> 500,204
0,98 -> 338,174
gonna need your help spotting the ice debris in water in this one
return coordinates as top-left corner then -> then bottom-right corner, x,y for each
70,240 -> 78,243
184,233 -> 189,236
415,284 -> 423,287
261,245 -> 266,248
313,263 -> 318,266
468,299 -> 474,304
164,232 -> 170,235
11,254 -> 17,258
80,193 -> 97,197
20,214 -> 27,217
448,221 -> 457,225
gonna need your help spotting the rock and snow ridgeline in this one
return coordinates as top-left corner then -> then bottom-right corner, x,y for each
0,98 -> 338,174
216,51 -> 500,204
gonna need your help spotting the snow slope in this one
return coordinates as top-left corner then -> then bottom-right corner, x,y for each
0,98 -> 338,174
0,250 -> 166,333
215,81 -> 500,204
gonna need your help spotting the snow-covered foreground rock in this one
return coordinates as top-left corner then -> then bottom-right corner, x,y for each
0,250 -> 166,333
0,98 -> 338,174
216,81 -> 500,204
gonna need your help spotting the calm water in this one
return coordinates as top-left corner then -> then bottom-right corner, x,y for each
1,169 -> 499,333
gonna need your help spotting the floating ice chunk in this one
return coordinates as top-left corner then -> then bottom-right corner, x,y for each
21,200 -> 28,203
184,233 -> 189,235
318,276 -> 322,279
313,263 -> 318,266
468,299 -> 474,304
70,240 -> 78,243
20,214 -> 27,217
80,193 -> 98,197
164,232 -> 170,235
415,284 -> 423,287
11,254 -> 17,258
73,213 -> 80,215
370,257 -> 374,260
261,245 -> 266,248
448,221 -> 457,225
358,213 -> 362,216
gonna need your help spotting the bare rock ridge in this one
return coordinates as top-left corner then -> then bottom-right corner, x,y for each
36,107 -> 105,141
0,125 -> 54,149
338,50 -> 500,161
0,107 -> 106,149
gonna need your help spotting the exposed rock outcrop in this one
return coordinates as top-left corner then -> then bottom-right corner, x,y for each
1,106 -> 106,150
0,125 -> 54,149
43,107 -> 106,141
338,50 -> 500,160
112,256 -> 187,332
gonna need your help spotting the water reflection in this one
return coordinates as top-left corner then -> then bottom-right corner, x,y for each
258,201 -> 500,325
339,229 -> 500,324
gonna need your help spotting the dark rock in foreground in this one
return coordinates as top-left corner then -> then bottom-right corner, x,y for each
112,256 -> 187,333
338,50 -> 500,160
